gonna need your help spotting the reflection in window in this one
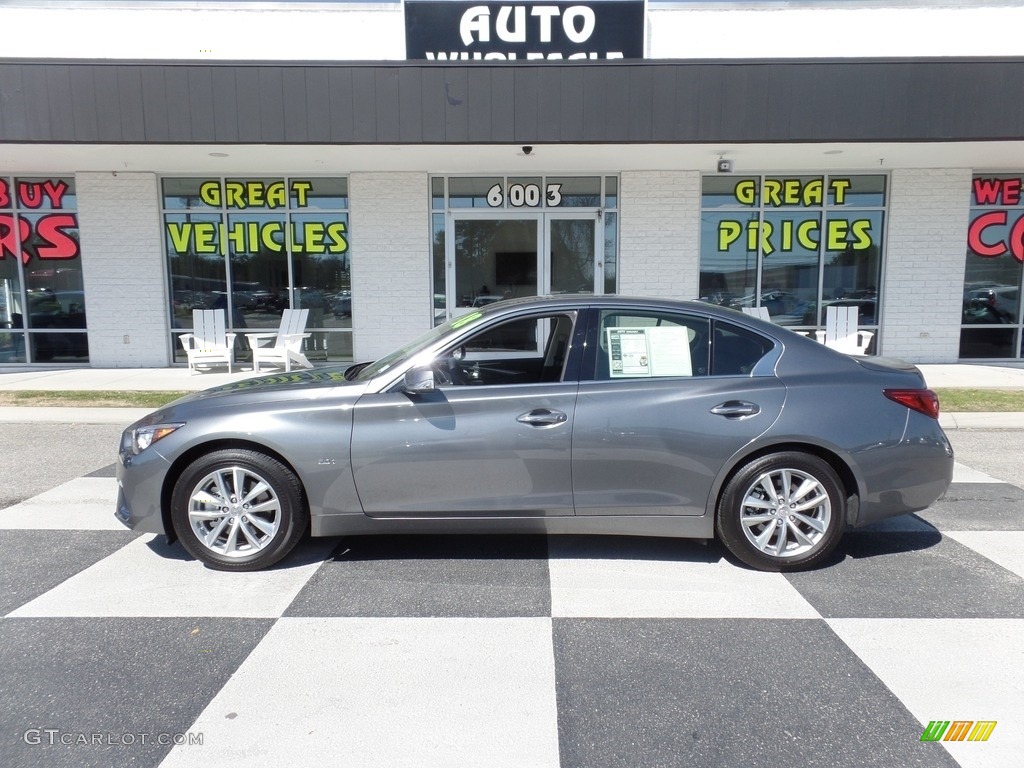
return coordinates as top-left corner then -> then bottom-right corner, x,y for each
699,174 -> 886,346
0,175 -> 87,363
162,177 -> 350,365
960,173 -> 1024,359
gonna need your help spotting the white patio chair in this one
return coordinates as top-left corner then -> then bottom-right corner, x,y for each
815,305 -> 874,355
741,307 -> 772,321
179,309 -> 235,374
245,308 -> 313,373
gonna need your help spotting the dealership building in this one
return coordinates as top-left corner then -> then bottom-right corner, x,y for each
2,0 -> 1024,368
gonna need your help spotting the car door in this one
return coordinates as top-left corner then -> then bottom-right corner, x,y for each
572,307 -> 786,516
349,310 -> 581,517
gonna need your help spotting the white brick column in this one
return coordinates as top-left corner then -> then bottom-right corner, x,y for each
349,172 -> 430,361
618,171 -> 701,300
77,172 -> 170,367
881,168 -> 970,362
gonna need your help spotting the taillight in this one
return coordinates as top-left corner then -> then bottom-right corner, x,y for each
884,388 -> 940,419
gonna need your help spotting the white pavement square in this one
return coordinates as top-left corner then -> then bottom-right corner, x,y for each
828,618 -> 1024,768
0,477 -> 123,530
7,535 -> 335,618
159,617 -> 561,768
548,541 -> 820,619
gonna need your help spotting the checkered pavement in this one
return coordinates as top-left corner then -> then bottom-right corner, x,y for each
1,461 -> 1021,768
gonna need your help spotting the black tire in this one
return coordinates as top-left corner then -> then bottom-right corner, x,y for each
170,449 -> 308,571
715,451 -> 846,571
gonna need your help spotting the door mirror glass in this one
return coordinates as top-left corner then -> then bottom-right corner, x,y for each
403,366 -> 436,393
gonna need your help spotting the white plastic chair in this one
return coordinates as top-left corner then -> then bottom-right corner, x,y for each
179,309 -> 235,374
741,307 -> 772,321
245,308 -> 313,373
815,305 -> 874,355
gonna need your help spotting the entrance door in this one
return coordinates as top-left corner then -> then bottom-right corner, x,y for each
447,212 -> 601,318
547,213 -> 600,295
450,216 -> 540,314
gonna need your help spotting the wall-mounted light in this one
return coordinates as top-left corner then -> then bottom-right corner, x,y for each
716,158 -> 733,173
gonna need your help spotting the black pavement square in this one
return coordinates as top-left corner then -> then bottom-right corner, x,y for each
553,618 -> 958,768
786,532 -> 1024,618
0,530 -> 139,616
284,534 -> 552,618
917,482 -> 1024,530
0,617 -> 274,768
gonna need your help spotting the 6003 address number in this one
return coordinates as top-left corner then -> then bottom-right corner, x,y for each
487,183 -> 563,208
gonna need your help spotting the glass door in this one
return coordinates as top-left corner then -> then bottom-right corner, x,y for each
546,213 -> 600,295
446,211 -> 602,320
450,215 -> 541,316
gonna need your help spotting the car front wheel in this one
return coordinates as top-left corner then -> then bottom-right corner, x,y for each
170,449 -> 307,571
716,452 -> 846,571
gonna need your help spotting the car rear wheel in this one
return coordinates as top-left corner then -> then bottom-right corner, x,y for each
715,452 -> 845,571
170,449 -> 307,571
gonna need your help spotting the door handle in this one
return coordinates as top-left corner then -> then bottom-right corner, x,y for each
710,401 -> 760,418
517,408 -> 568,427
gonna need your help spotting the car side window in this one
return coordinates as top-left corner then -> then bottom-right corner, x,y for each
711,322 -> 774,376
435,312 -> 576,386
595,310 -> 710,380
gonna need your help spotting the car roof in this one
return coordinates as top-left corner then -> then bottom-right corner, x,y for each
476,294 -> 745,321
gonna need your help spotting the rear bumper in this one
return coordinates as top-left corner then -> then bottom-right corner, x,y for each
851,423 -> 954,527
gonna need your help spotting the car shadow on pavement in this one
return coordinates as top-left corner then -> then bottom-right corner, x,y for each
144,534 -> 338,571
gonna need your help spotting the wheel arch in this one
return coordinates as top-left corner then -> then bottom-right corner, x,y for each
159,438 -> 310,545
707,441 -> 862,526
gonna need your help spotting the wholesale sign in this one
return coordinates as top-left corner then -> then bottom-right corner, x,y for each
405,1 -> 645,61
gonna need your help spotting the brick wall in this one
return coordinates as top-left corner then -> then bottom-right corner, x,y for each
77,172 -> 170,367
618,171 -> 701,300
349,172 -> 430,361
881,168 -> 970,362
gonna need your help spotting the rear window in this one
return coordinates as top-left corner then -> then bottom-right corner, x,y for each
711,322 -> 774,376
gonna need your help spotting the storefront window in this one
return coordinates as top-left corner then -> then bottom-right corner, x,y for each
0,175 -> 87,364
162,177 -> 351,364
699,175 -> 886,348
960,174 -> 1024,359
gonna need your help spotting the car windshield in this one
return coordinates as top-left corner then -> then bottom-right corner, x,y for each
353,311 -> 487,381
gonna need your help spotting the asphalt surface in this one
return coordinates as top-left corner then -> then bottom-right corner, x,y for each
0,423 -> 124,509
1,417 -> 1022,767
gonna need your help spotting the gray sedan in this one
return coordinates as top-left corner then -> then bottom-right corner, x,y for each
116,296 -> 953,572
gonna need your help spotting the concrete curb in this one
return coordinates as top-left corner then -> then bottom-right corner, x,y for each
939,412 -> 1024,430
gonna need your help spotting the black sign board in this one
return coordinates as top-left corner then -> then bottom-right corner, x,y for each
405,1 -> 646,61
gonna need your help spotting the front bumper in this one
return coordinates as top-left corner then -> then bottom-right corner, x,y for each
114,447 -> 172,535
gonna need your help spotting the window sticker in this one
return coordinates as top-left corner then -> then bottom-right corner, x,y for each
606,326 -> 693,378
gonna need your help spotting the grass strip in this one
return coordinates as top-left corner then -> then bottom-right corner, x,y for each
0,390 -> 190,409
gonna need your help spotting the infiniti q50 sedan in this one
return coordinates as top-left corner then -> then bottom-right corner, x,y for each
116,295 -> 953,572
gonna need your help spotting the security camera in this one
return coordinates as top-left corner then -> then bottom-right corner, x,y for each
717,159 -> 733,173
522,146 -> 533,156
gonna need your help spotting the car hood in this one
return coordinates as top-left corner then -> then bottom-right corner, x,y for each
134,365 -> 365,427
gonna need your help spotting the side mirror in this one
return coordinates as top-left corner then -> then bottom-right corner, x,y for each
403,366 -> 436,394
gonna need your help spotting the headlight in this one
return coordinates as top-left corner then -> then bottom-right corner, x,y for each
123,423 -> 185,455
